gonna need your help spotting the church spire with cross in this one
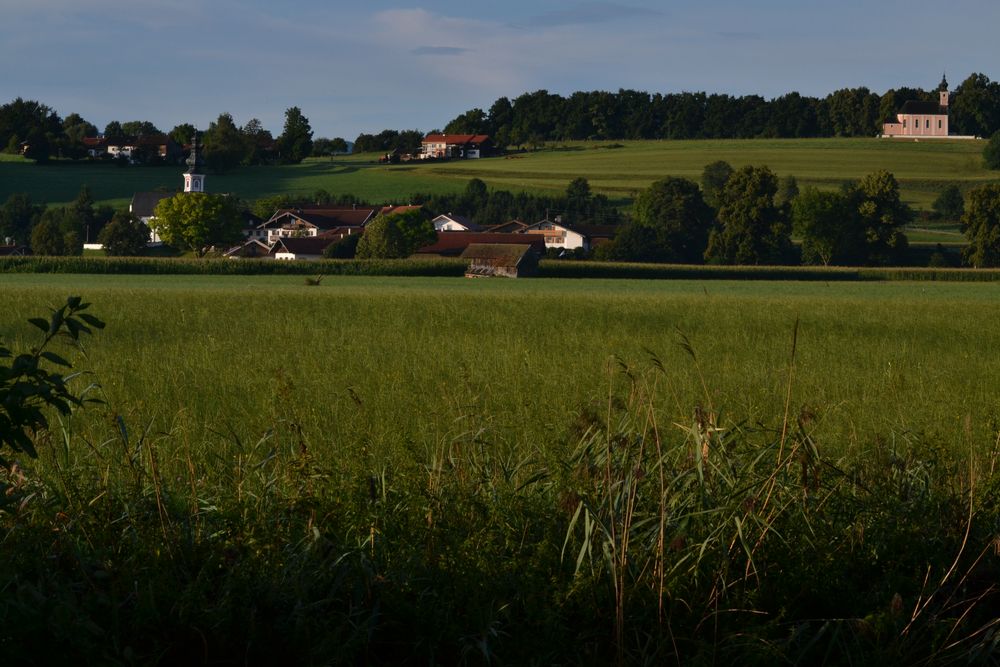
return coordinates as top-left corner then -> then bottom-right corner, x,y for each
183,131 -> 206,193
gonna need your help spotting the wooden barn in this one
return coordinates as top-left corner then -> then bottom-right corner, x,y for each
460,243 -> 539,278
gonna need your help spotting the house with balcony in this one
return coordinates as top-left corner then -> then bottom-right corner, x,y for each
420,134 -> 494,159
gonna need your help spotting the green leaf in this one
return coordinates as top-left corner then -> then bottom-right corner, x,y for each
67,296 -> 82,309
39,351 -> 71,367
28,317 -> 49,332
78,313 -> 106,329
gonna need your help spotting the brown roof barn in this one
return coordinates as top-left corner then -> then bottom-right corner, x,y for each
461,243 -> 539,278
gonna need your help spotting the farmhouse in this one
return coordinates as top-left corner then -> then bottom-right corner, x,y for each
258,205 -> 421,244
461,243 -> 539,278
882,76 -> 950,138
488,220 -> 530,233
269,236 -> 336,261
519,219 -> 616,252
432,213 -> 484,232
420,134 -> 494,159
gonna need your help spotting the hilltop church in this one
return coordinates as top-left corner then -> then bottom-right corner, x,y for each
882,76 -> 950,138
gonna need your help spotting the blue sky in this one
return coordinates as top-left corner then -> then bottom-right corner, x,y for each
1,1 -> 997,139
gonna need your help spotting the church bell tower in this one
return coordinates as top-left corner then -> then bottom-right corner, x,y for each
939,74 -> 950,108
183,131 -> 206,193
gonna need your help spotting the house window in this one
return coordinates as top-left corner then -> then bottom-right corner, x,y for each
926,119 -> 930,129
938,119 -> 942,129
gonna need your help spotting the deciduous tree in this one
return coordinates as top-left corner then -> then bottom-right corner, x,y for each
701,160 -> 733,209
704,165 -> 792,265
984,130 -> 1000,170
151,193 -> 243,254
98,211 -> 149,256
961,183 -> 1000,267
630,176 -> 713,263
276,107 -> 313,164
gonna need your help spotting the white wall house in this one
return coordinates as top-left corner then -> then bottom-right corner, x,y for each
520,220 -> 588,250
432,213 -> 483,232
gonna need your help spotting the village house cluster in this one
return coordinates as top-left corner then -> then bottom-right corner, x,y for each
125,133 -> 615,277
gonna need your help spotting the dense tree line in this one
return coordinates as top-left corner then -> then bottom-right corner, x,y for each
0,100 -> 325,166
440,73 -> 1000,144
1,187 -> 113,252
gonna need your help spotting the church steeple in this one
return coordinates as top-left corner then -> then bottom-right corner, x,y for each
939,73 -> 950,108
183,131 -> 206,193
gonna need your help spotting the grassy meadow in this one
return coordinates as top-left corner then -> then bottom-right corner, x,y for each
5,274 -> 1000,662
1,138 -> 993,214
3,274 -> 1000,453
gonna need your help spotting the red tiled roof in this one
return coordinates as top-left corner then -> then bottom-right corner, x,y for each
422,134 -> 491,145
417,232 -> 545,256
379,205 -> 423,217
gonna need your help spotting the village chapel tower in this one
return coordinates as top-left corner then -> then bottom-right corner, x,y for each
183,132 -> 206,193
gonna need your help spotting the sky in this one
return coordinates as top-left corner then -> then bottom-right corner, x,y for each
1,0 -> 998,140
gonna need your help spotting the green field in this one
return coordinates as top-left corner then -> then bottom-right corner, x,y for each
3,274 -> 999,460
2,138 -> 994,214
4,274 -> 1000,662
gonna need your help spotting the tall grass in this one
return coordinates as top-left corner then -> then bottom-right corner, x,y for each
3,304 -> 1000,663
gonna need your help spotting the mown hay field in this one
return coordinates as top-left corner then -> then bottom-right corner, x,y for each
3,273 -> 999,460
1,138 -> 992,212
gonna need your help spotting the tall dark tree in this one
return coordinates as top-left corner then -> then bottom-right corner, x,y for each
630,176 -> 714,263
444,108 -> 488,135
203,113 -> 245,172
120,120 -> 161,136
103,121 -> 124,138
932,184 -> 965,221
704,165 -> 792,265
0,98 -> 62,161
847,170 -> 911,265
984,130 -> 1000,170
98,211 -> 150,256
950,73 -> 1000,138
169,123 -> 196,146
276,107 -> 313,164
793,187 -> 862,265
0,193 -> 44,244
701,160 -> 734,209
962,183 -> 1000,267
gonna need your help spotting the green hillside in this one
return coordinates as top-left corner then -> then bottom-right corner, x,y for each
0,138 -> 993,212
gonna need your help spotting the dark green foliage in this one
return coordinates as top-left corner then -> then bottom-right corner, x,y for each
961,183 -> 1000,267
352,129 -> 423,155
950,73 -> 1000,138
794,187 -> 861,265
202,113 -> 245,172
151,193 -> 244,253
984,130 -> 1000,170
312,137 -> 348,157
356,209 -> 434,259
0,255 -> 469,276
0,193 -> 44,244
276,107 -> 313,164
29,207 -> 83,256
169,123 -> 196,146
619,176 -> 713,263
98,211 -> 149,256
849,170 -> 912,265
932,184 -> 965,220
776,174 -> 799,205
705,165 -> 793,265
322,233 -> 361,259
0,295 -> 103,464
701,160 -> 734,208
0,98 -> 62,162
